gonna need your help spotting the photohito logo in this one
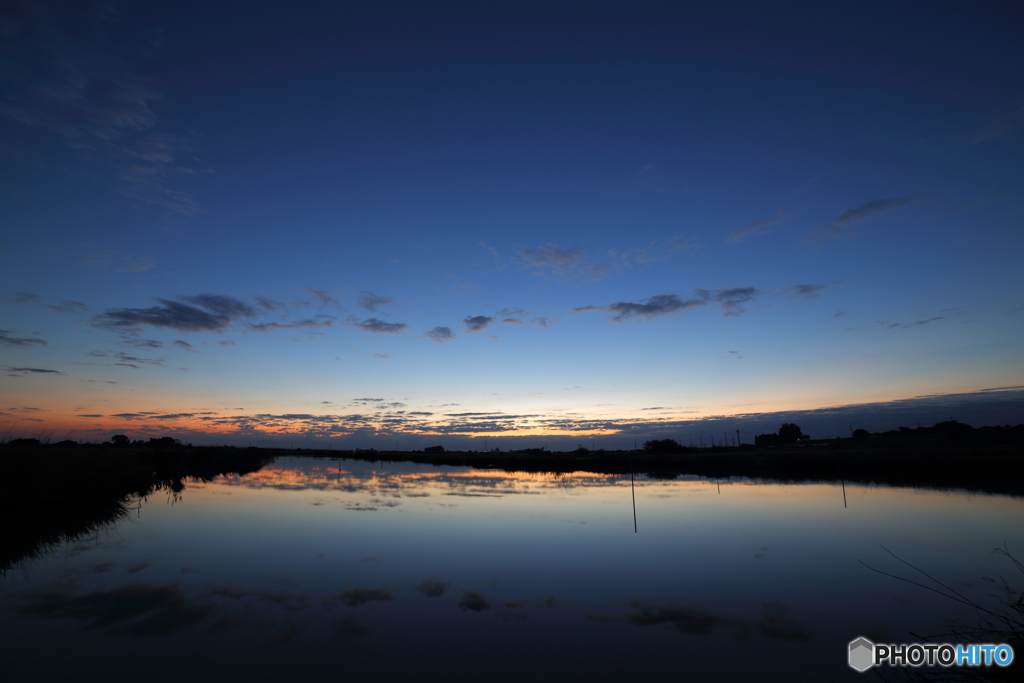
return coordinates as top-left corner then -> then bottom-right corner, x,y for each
849,637 -> 1014,672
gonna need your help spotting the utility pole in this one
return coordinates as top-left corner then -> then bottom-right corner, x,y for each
736,429 -> 741,446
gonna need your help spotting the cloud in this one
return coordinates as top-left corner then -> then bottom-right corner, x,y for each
330,588 -> 393,608
5,366 -> 63,375
881,316 -> 946,331
359,292 -> 394,312
124,338 -> 163,349
218,340 -> 236,346
969,104 -> 1024,143
414,577 -> 449,597
247,316 -> 336,333
173,340 -> 196,351
695,287 -> 760,316
783,283 -> 837,300
806,196 -> 922,245
305,288 -> 338,307
0,330 -> 47,347
113,352 -> 165,367
46,300 -> 89,314
82,250 -> 154,273
582,287 -> 763,322
604,294 -> 706,322
254,295 -> 287,312
463,315 -> 493,332
729,210 -> 790,243
95,294 -> 257,332
349,318 -> 407,334
1,292 -> 42,306
608,236 -> 699,267
458,590 -> 491,612
518,243 -> 607,281
426,326 -> 456,342
832,196 -> 922,228
0,4 -> 205,216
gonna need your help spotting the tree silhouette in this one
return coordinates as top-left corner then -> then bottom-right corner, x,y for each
111,434 -> 129,447
643,439 -> 684,454
778,423 -> 803,444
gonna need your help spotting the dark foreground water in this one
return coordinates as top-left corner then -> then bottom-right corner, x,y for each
3,457 -> 1022,682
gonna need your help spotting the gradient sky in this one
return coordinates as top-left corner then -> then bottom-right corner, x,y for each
2,0 -> 1023,448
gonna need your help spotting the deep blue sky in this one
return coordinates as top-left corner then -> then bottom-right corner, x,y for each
2,0 -> 1022,447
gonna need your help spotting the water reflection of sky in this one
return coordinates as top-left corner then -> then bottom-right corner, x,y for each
4,457 -> 1022,682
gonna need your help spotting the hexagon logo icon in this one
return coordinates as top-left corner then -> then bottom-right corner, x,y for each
849,637 -> 875,672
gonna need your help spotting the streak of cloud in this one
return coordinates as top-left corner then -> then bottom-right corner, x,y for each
348,318 -> 407,334
0,3 -> 205,216
0,330 -> 47,347
46,300 -> 89,314
95,294 -> 257,332
805,195 -> 922,245
6,367 -> 63,375
729,210 -> 790,243
518,243 -> 607,281
359,292 -> 394,312
582,288 -> 762,322
969,104 -> 1024,143
782,283 -> 838,300
1,292 -> 42,306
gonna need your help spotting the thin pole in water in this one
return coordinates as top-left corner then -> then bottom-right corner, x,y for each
842,479 -> 847,508
631,457 -> 637,533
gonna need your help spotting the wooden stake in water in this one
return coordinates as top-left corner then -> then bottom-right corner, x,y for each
631,458 -> 637,533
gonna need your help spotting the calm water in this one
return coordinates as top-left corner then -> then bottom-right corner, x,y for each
3,457 -> 1022,682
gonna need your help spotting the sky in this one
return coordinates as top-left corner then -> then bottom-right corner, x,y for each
2,0 -> 1023,449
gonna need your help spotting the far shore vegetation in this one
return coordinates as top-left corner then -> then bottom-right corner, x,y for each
3,418 -> 1023,573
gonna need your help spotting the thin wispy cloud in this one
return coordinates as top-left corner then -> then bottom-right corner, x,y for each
969,104 -> 1024,143
359,292 -> 394,312
580,288 -> 762,322
1,292 -> 43,306
124,338 -> 163,349
832,196 -> 923,228
608,236 -> 699,267
805,196 -> 922,245
96,294 -> 258,332
782,282 -> 839,300
0,330 -> 47,347
0,2 -> 205,216
247,316 -> 336,333
5,366 -> 63,375
605,294 -> 707,321
82,250 -> 155,273
881,316 -> 946,331
518,243 -> 608,281
306,288 -> 339,307
729,210 -> 791,243
46,300 -> 89,314
348,318 -> 407,334
694,287 -> 761,317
